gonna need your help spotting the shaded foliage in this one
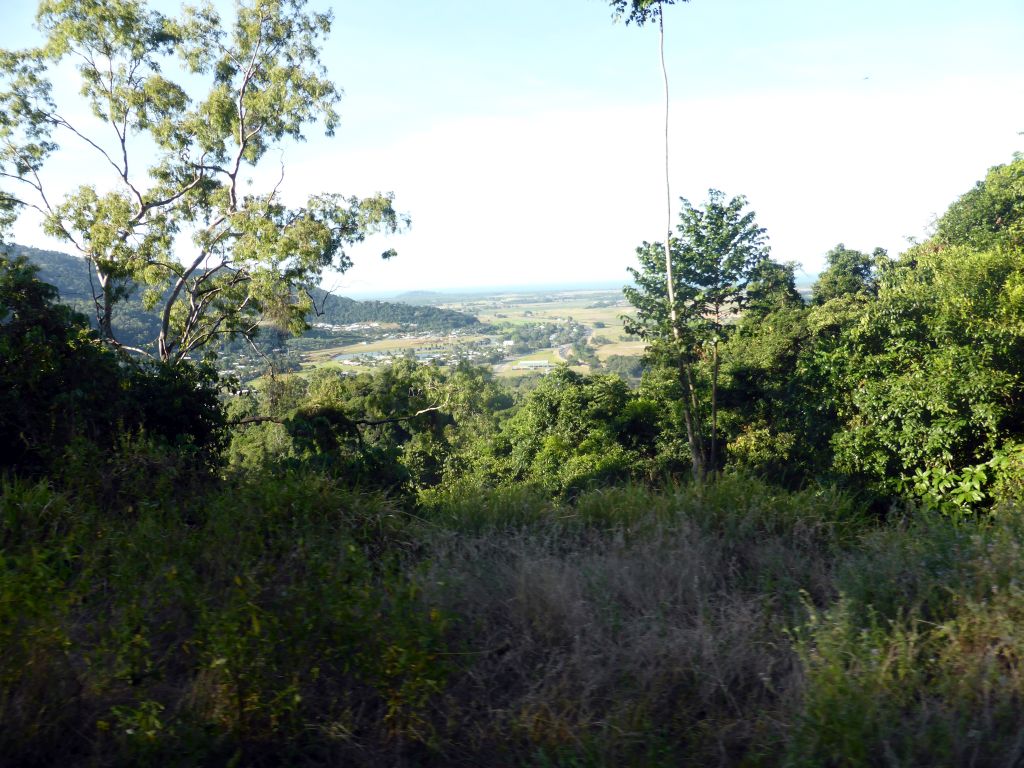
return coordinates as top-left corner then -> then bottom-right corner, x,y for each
0,255 -> 224,478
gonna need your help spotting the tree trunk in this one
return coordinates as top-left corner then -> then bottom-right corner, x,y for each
679,357 -> 707,482
710,338 -> 719,473
658,10 -> 679,342
660,8 -> 706,482
96,269 -> 114,342
678,385 -> 700,480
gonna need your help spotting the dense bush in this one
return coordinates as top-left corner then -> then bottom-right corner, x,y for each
9,463 -> 1024,766
1,256 -> 225,480
0,472 -> 448,766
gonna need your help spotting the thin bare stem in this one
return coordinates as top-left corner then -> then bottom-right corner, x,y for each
659,9 -> 679,342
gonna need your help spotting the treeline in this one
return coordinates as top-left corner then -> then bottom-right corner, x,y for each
310,291 -> 482,331
231,155 -> 1024,510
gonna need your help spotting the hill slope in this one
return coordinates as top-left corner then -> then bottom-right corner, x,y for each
5,244 -> 483,346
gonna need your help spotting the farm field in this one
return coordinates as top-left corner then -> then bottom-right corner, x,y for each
295,287 -> 646,378
595,339 -> 646,358
443,289 -> 643,378
304,332 -> 490,361
469,295 -> 634,338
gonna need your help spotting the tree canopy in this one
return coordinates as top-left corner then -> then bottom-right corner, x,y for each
811,243 -> 887,304
609,0 -> 689,26
0,0 -> 406,363
625,189 -> 772,478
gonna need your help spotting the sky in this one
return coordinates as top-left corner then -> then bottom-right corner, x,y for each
2,0 -> 1023,296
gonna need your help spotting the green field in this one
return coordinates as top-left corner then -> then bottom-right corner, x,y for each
306,333 -> 489,361
474,298 -> 634,339
595,339 -> 646,358
296,288 -> 646,376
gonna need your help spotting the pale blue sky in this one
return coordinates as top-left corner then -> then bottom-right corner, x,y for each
2,0 -> 1023,293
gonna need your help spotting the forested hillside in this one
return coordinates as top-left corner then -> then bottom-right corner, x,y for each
7,245 -> 483,352
312,291 -> 482,330
10,244 -> 162,350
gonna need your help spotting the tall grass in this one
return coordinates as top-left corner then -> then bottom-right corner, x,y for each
789,512 -> 1024,766
4,470 -> 1024,765
411,475 -> 869,765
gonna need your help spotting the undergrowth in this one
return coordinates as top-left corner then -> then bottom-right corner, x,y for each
4,471 -> 1024,765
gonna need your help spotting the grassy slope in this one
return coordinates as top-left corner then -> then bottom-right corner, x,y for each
5,469 -> 1024,766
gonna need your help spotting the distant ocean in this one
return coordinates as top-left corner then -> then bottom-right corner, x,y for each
346,280 -> 629,301
348,275 -> 818,302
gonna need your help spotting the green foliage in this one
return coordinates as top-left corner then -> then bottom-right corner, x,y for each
831,343 -> 1014,486
936,152 -> 1024,250
810,243 -> 888,304
625,189 -> 774,477
716,302 -> 820,480
460,367 -> 664,498
1,0 -> 406,362
625,190 -> 771,346
898,443 -> 1024,519
744,258 -> 804,319
602,353 -> 645,380
708,154 -> 1024,504
227,360 -> 510,497
826,233 -> 1024,493
608,0 -> 689,26
0,255 -> 225,478
0,470 -> 451,765
726,423 -> 797,475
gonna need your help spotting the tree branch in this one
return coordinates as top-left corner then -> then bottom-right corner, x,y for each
305,285 -> 331,317
351,406 -> 443,426
227,406 -> 444,430
228,414 -> 285,427
51,114 -> 125,179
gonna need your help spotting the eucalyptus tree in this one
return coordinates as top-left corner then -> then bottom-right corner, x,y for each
626,190 -> 770,478
608,0 -> 689,340
0,0 -> 405,363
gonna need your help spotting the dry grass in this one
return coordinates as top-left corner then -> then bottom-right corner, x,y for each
420,530 -> 796,762
411,480 -> 855,764
595,340 -> 646,359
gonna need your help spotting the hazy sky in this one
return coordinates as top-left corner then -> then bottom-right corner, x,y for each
3,0 -> 1023,295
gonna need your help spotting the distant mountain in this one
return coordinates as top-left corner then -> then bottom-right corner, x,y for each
4,244 -> 482,346
310,291 -> 482,330
390,290 -> 453,306
5,244 -> 160,348
6,244 -> 95,303
388,282 -> 629,305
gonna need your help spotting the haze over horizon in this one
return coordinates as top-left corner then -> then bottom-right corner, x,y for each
2,0 -> 1022,294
